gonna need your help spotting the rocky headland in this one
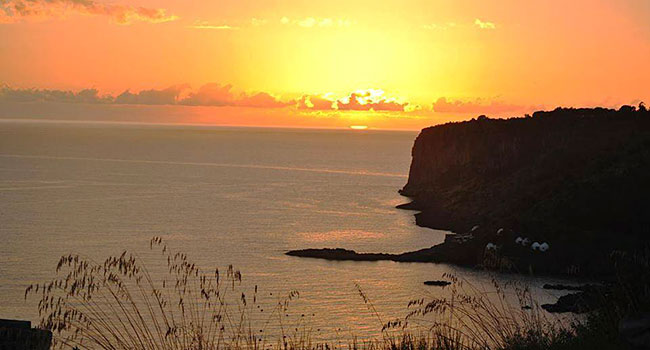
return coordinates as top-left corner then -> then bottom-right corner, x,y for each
288,105 -> 650,277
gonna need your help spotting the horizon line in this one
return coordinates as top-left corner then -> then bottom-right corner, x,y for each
0,117 -> 424,132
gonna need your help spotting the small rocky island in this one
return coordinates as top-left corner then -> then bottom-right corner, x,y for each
288,105 -> 650,277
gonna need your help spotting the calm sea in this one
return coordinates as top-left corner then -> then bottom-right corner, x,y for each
0,120 -> 573,341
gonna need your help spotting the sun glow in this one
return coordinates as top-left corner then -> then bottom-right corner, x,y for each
0,0 -> 648,129
349,125 -> 368,130
340,89 -> 394,105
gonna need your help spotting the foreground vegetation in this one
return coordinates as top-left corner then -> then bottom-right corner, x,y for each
27,238 -> 649,349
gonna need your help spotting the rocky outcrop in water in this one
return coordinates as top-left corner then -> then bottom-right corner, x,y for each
423,280 -> 451,286
541,284 -> 606,313
287,225 -> 512,267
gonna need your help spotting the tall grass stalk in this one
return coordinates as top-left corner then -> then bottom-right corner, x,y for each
27,237 -> 580,350
26,237 -> 300,350
394,274 -> 570,349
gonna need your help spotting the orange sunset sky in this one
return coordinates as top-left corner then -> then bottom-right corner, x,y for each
1,0 -> 649,129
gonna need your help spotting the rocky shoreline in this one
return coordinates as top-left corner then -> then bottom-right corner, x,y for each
286,228 -> 604,314
285,225 -> 491,266
290,106 -> 650,277
286,225 -> 565,274
287,106 -> 650,315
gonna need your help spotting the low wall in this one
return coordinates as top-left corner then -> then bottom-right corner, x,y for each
0,319 -> 52,350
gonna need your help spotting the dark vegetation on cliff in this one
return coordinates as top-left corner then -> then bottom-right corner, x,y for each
399,104 -> 650,275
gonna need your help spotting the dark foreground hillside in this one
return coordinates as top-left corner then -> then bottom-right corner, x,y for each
399,104 -> 650,275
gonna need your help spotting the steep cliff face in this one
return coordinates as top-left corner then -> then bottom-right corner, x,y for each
400,107 -> 650,256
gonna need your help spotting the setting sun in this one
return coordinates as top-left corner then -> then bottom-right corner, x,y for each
349,125 -> 369,130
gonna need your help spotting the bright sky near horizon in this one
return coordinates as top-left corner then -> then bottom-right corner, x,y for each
1,0 -> 649,129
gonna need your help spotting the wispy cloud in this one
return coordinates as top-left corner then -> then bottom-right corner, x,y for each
298,90 -> 408,112
0,85 -> 112,103
250,17 -> 267,26
297,94 -> 336,110
422,22 -> 457,30
431,97 -> 530,114
0,85 -> 417,112
337,90 -> 408,111
422,19 -> 496,31
189,16 -> 353,31
280,16 -> 352,28
0,84 -> 289,109
0,0 -> 177,24
474,18 -> 496,29
0,84 -> 544,119
189,21 -> 238,30
115,85 -> 189,105
180,84 -> 289,108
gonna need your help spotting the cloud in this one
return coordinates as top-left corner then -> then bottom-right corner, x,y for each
297,17 -> 317,28
189,21 -> 238,30
422,22 -> 457,30
1,85 -> 412,112
297,95 -> 336,110
0,0 -> 177,24
188,18 -> 271,30
0,84 -> 289,109
178,84 -> 237,106
337,93 -> 405,111
337,90 -> 408,111
431,97 -> 527,114
0,86 -> 112,103
474,18 -> 496,29
280,16 -> 352,28
178,84 -> 289,108
297,90 -> 408,112
115,85 -> 188,105
422,20 -> 496,31
238,92 -> 289,108
251,17 -> 267,26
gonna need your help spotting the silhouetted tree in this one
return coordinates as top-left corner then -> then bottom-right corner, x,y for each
619,105 -> 636,113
